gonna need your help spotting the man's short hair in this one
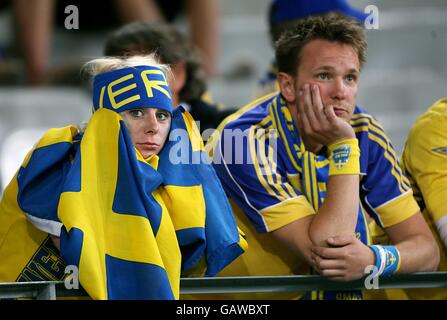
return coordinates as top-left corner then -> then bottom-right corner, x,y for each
275,12 -> 367,76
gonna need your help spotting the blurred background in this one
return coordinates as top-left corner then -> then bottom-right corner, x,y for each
0,0 -> 446,193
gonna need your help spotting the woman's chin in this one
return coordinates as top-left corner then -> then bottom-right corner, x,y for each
143,151 -> 156,159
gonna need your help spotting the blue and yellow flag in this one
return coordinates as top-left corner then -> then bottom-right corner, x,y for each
0,107 -> 246,299
158,107 -> 247,277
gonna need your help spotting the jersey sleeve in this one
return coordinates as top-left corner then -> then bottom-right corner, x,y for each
355,114 -> 419,229
402,102 -> 447,245
210,124 -> 315,233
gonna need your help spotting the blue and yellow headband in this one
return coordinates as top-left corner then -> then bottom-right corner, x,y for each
92,65 -> 173,114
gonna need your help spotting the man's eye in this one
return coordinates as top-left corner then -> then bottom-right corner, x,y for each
129,109 -> 144,118
346,74 -> 357,82
317,73 -> 329,80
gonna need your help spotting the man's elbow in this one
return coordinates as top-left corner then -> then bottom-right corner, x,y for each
423,234 -> 440,271
430,240 -> 440,271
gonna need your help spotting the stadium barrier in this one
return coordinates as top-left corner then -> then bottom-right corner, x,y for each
0,272 -> 447,300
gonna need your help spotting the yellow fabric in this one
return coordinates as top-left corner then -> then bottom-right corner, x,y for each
1,105 -> 247,300
182,112 -> 204,152
402,98 -> 447,223
160,185 -> 206,231
57,108 -> 181,299
260,196 -> 315,232
0,127 -> 80,283
327,138 -> 360,176
183,200 -> 308,300
375,192 -> 420,228
0,173 -> 50,281
404,210 -> 447,299
399,98 -> 447,300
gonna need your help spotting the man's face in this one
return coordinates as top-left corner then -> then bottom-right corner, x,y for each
292,39 -> 360,123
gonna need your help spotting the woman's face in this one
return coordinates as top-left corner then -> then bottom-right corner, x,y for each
120,108 -> 171,158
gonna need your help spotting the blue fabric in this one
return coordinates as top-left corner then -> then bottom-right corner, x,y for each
8,106 -> 246,299
270,0 -> 368,24
382,246 -> 400,276
17,142 -> 75,224
158,107 -> 246,276
60,227 -> 84,268
92,65 -> 173,113
105,255 -> 175,300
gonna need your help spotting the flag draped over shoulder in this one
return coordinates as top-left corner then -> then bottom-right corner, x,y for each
0,107 -> 246,300
158,107 -> 247,277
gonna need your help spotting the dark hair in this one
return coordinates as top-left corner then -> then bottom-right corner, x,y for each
275,13 -> 367,76
104,22 -> 206,102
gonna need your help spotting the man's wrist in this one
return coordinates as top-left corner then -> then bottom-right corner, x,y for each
327,138 -> 360,176
368,245 -> 401,277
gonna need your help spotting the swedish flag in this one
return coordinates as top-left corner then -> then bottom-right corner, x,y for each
0,107 -> 246,299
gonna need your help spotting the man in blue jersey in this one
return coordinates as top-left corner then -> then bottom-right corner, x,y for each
206,13 -> 439,300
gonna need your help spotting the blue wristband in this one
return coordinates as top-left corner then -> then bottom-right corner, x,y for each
381,246 -> 401,276
368,245 -> 383,275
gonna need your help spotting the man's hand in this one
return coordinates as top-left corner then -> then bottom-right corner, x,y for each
296,83 -> 355,146
311,235 -> 375,281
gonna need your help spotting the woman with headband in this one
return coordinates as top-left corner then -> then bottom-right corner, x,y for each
0,55 -> 246,300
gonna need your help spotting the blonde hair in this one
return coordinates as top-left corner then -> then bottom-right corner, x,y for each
82,54 -> 172,81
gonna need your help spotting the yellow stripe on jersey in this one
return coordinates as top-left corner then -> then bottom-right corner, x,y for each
260,196 -> 315,232
265,128 -> 299,199
249,126 -> 286,202
301,153 -> 320,210
318,182 -> 327,193
254,127 -> 292,201
271,98 -> 302,174
315,158 -> 330,169
206,92 -> 277,157
287,173 -> 303,193
258,115 -> 272,128
360,201 -> 372,245
374,191 -> 420,228
352,114 -> 411,189
352,117 -> 411,193
309,154 -> 320,211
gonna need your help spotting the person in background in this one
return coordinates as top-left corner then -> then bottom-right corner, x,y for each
104,21 -> 235,135
392,98 -> 447,300
11,0 -> 219,85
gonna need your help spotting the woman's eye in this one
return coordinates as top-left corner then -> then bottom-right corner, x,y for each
129,109 -> 144,118
156,111 -> 170,121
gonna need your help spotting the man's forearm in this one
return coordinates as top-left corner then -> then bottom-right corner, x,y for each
395,234 -> 440,273
308,174 -> 359,247
386,212 -> 440,273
